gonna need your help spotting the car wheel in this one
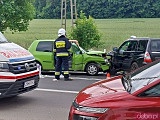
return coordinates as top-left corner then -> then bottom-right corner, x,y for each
86,63 -> 99,76
130,62 -> 138,72
109,65 -> 117,75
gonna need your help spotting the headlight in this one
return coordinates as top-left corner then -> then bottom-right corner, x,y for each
73,101 -> 109,113
77,106 -> 109,113
0,62 -> 9,72
104,59 -> 108,63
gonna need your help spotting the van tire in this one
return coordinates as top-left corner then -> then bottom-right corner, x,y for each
86,63 -> 99,76
130,62 -> 138,72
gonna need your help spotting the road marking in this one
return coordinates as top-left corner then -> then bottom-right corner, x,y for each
36,88 -> 79,94
40,75 -> 104,81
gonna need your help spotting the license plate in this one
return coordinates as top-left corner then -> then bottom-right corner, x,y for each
24,80 -> 35,88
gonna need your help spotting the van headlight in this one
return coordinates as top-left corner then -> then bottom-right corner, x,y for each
0,62 -> 9,72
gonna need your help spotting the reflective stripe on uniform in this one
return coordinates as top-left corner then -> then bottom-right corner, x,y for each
56,52 -> 69,56
55,72 -> 60,75
63,71 -> 69,74
56,41 -> 65,48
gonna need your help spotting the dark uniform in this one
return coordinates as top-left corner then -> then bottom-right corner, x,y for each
54,35 -> 72,81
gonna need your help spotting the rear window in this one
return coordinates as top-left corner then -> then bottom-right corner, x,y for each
150,40 -> 160,52
36,41 -> 53,52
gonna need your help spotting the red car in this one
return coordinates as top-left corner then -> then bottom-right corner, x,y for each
68,60 -> 160,120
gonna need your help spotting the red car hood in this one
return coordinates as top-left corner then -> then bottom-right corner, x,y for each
75,76 -> 131,108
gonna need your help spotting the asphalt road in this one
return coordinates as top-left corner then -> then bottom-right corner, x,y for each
0,73 -> 106,120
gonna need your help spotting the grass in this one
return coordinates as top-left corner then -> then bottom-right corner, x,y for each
4,18 -> 160,52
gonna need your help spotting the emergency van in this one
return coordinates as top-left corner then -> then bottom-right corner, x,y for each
0,32 -> 39,98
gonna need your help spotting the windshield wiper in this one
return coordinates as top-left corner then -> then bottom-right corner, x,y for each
122,75 -> 132,92
131,77 -> 158,81
0,41 -> 8,43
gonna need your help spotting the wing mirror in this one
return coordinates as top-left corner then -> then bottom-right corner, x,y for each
113,47 -> 118,52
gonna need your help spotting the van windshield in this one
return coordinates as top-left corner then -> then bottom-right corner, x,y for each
0,32 -> 8,43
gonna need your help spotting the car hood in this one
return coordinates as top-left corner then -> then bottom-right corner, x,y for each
86,50 -> 106,57
86,50 -> 106,55
75,76 -> 131,107
0,42 -> 34,62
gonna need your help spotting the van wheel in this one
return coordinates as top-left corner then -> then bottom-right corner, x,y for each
130,62 -> 138,72
86,63 -> 99,76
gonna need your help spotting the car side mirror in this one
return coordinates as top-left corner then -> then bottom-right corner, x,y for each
113,47 -> 118,51
113,47 -> 118,52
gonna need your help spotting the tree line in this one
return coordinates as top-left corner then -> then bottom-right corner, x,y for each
34,0 -> 160,19
1,0 -> 160,32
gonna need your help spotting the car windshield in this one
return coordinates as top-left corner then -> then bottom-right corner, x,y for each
79,46 -> 86,53
0,32 -> 8,43
123,61 -> 160,93
72,43 -> 86,53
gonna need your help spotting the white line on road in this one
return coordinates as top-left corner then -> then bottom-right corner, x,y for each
40,75 -> 104,81
36,88 -> 79,94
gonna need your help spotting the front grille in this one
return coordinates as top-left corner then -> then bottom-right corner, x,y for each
8,60 -> 37,74
73,114 -> 97,120
0,75 -> 39,98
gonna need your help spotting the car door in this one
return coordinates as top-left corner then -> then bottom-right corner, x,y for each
113,40 -> 138,69
149,40 -> 160,61
35,41 -> 54,70
128,83 -> 160,120
136,40 -> 148,66
70,43 -> 83,71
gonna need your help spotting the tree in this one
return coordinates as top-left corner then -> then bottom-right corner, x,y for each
0,0 -> 35,32
69,11 -> 101,50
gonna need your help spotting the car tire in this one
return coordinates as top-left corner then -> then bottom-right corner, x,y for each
130,62 -> 138,72
86,63 -> 99,76
109,65 -> 117,75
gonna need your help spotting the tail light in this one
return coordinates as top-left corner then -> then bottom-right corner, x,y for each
144,51 -> 152,63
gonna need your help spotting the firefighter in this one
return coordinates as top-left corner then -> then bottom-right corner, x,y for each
53,28 -> 72,81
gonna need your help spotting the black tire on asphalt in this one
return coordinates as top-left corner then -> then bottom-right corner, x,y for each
130,62 -> 139,72
86,63 -> 99,76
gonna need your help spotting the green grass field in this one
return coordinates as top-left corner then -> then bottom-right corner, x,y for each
4,18 -> 160,52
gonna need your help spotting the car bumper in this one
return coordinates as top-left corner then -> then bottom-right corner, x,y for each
0,75 -> 39,98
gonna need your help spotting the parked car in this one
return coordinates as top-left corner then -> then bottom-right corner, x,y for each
28,40 -> 110,76
108,36 -> 160,74
68,59 -> 160,120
